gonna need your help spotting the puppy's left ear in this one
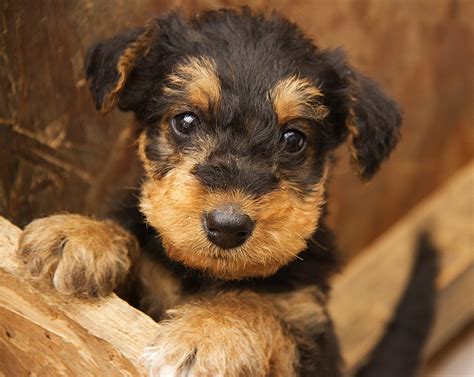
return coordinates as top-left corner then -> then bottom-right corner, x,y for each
345,71 -> 402,180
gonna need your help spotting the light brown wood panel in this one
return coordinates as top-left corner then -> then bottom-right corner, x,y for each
329,161 -> 474,372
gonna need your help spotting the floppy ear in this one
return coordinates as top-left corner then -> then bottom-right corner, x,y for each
85,21 -> 157,114
345,71 -> 402,180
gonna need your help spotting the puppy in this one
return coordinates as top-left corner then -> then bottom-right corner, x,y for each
17,8 -> 402,377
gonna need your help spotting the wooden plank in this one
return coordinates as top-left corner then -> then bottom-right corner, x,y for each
329,161 -> 474,372
0,217 -> 158,376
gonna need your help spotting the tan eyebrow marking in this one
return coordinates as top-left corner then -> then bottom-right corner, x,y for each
270,76 -> 328,124
163,56 -> 221,111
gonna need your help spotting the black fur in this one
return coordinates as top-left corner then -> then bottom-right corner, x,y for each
85,8 -> 401,191
85,8 -> 427,377
350,72 -> 402,179
85,27 -> 145,111
355,233 -> 439,377
192,159 -> 280,196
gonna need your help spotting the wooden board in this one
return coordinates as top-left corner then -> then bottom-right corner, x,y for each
0,217 -> 158,376
329,161 -> 474,372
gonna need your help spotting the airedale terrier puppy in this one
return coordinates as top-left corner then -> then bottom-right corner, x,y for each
17,8 -> 406,377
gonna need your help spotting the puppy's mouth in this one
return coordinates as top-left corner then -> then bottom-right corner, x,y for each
201,203 -> 255,251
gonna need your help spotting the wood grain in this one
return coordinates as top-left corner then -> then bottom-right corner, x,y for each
329,161 -> 474,372
0,217 -> 159,376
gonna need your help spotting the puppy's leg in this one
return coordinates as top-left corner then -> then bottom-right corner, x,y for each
267,286 -> 342,377
136,252 -> 184,320
141,291 -> 298,377
17,214 -> 138,298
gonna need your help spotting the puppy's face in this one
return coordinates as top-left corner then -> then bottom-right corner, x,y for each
86,9 -> 401,279
138,57 -> 330,279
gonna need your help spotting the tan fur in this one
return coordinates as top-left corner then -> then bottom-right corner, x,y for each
137,253 -> 183,320
163,56 -> 221,111
17,214 -> 138,297
137,131 -> 153,173
100,20 -> 157,114
270,75 -> 328,124
345,100 -> 365,177
141,291 -> 298,377
267,286 -> 329,337
139,139 -> 329,279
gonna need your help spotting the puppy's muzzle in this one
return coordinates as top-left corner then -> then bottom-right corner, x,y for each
203,204 -> 254,249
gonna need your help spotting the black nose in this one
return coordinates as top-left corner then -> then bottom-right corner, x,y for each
203,205 -> 254,249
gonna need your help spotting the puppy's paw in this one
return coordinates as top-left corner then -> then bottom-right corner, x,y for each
141,309 -> 267,377
141,294 -> 298,377
17,214 -> 138,297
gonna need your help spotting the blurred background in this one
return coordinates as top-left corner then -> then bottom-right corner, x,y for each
1,0 -> 472,375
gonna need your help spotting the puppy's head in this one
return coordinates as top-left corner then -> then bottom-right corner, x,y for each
85,9 -> 401,279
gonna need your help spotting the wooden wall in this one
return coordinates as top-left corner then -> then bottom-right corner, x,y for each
1,0 -> 473,257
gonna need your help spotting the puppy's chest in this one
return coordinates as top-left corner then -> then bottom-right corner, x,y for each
136,253 -> 329,335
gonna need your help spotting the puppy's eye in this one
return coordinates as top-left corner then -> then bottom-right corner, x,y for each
281,130 -> 306,154
171,112 -> 200,137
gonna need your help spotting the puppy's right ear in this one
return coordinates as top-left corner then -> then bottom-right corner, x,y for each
85,21 -> 157,114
